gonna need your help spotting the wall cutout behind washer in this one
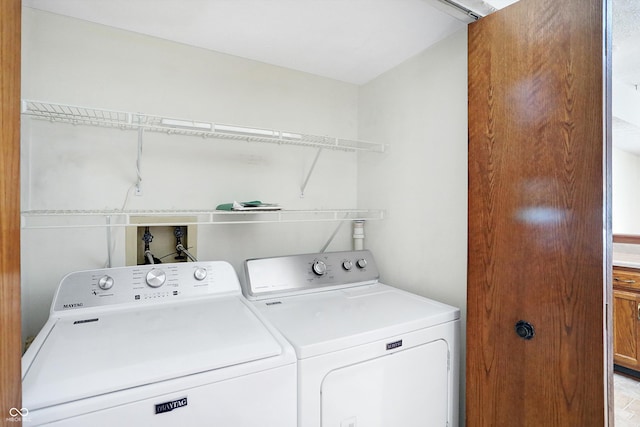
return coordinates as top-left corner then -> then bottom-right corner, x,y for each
124,216 -> 198,265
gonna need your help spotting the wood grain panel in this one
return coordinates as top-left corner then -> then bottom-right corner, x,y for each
614,234 -> 640,245
467,0 -> 608,425
613,290 -> 639,368
613,267 -> 640,292
0,0 -> 22,424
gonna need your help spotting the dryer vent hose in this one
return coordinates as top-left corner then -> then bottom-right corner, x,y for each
353,220 -> 365,251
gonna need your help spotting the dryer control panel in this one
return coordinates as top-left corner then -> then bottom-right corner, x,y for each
52,261 -> 240,313
243,250 -> 379,300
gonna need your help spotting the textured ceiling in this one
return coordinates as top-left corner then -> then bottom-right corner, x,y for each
613,117 -> 640,154
613,0 -> 640,87
612,0 -> 640,154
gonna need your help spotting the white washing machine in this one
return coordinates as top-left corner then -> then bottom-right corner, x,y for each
242,250 -> 460,427
22,261 -> 297,426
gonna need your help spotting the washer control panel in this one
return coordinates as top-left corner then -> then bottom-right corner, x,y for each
52,261 -> 238,312
243,250 -> 379,300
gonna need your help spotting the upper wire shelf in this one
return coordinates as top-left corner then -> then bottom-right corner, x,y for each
21,100 -> 387,153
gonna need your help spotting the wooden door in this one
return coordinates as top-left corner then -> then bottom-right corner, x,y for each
467,0 -> 611,425
0,0 -> 22,425
613,289 -> 640,369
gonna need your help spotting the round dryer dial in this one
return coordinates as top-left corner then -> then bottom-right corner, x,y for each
356,258 -> 367,269
312,260 -> 327,276
145,268 -> 166,288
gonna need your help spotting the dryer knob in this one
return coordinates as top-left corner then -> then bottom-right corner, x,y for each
356,258 -> 367,269
312,260 -> 327,276
146,268 -> 166,288
98,275 -> 114,290
194,267 -> 208,281
342,260 -> 353,271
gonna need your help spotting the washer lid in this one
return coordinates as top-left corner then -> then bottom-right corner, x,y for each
253,283 -> 460,359
23,296 -> 283,410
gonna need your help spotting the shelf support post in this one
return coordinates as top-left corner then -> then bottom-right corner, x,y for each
135,127 -> 144,196
319,213 -> 351,253
300,147 -> 323,197
105,215 -> 112,268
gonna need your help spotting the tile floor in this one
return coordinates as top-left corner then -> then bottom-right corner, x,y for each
616,373 -> 640,426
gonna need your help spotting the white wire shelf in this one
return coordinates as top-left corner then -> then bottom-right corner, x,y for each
21,100 -> 387,153
21,209 -> 385,229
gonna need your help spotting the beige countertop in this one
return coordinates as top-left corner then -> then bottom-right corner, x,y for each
613,243 -> 640,269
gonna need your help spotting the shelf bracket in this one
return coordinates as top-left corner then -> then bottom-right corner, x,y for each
319,213 -> 349,253
135,127 -> 144,196
105,215 -> 112,268
300,148 -> 323,197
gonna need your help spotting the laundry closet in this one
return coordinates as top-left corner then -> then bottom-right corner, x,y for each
18,2 -> 470,425
20,6 -> 468,348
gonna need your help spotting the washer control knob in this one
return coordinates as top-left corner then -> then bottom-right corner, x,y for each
98,275 -> 114,290
194,267 -> 208,281
342,260 -> 353,271
146,268 -> 166,288
356,258 -> 368,269
312,260 -> 327,276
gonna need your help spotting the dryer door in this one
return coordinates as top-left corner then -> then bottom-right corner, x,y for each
321,339 -> 449,427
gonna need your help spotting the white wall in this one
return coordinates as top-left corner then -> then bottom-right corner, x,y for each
21,8 -> 470,419
614,80 -> 640,130
612,146 -> 640,234
357,27 -> 468,419
21,8 -> 362,339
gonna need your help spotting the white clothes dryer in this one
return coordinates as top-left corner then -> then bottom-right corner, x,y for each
22,261 -> 296,426
242,250 -> 460,427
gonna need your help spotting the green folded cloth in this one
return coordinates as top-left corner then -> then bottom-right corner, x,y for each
216,201 -> 281,211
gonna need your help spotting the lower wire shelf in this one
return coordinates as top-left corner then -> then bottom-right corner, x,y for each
21,209 -> 385,229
